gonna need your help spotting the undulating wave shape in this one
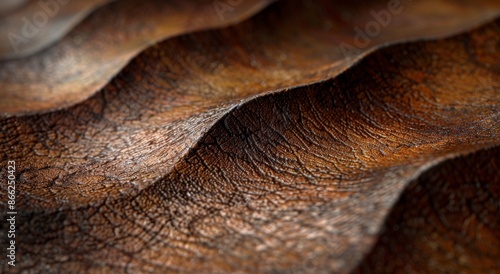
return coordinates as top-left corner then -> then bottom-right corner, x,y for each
0,0 -> 274,116
0,1 -> 498,273
0,0 -> 498,117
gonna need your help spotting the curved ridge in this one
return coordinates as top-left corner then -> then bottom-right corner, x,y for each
0,0 -> 498,117
353,145 -> 500,273
1,15 -> 498,213
0,0 -> 274,116
2,18 -> 499,273
0,0 -> 116,59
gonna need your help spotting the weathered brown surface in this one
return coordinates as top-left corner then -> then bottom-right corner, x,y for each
0,0 -> 115,59
353,146 -> 500,273
0,0 -> 499,117
0,0 -> 273,116
0,12 -> 499,272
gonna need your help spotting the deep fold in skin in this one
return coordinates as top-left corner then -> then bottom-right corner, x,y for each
0,1 -> 499,211
0,0 -> 275,116
0,0 -> 499,116
353,146 -> 500,273
0,18 -> 498,272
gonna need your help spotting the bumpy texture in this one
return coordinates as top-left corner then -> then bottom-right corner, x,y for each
0,0 -> 499,273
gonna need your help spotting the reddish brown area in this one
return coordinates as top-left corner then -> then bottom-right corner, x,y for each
0,1 -> 498,273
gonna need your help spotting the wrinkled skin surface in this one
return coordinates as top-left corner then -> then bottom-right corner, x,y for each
354,146 -> 500,273
0,1 -> 499,273
0,0 -> 499,116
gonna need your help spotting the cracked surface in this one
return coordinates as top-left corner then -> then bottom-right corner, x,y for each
354,146 -> 500,273
1,15 -> 499,272
0,0 -> 273,116
0,0 -> 499,116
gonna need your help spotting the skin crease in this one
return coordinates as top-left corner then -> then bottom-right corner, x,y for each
0,17 -> 499,273
0,0 -> 499,213
0,0 -> 275,116
0,0 -> 499,116
353,146 -> 500,273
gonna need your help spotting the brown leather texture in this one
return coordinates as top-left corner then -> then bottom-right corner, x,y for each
0,0 -> 499,273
